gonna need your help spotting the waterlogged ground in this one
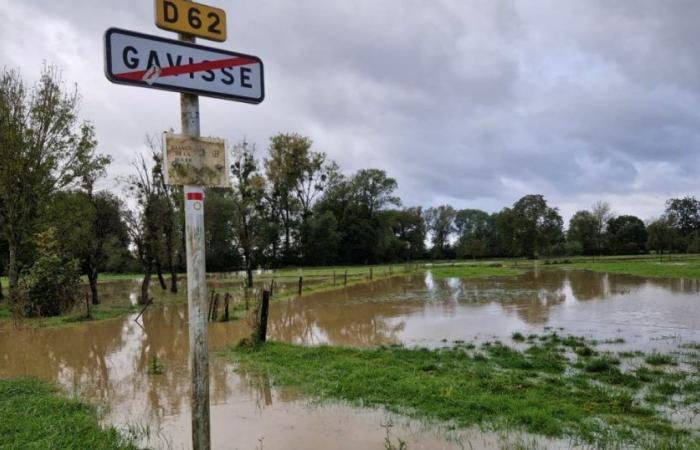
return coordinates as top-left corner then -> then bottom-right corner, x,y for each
0,269 -> 698,448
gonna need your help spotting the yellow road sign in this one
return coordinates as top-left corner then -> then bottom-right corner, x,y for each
155,0 -> 227,42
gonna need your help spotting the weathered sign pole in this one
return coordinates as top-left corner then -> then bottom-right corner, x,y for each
179,31 -> 211,450
104,1 -> 264,447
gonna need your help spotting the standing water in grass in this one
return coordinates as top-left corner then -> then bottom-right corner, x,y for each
0,268 -> 699,448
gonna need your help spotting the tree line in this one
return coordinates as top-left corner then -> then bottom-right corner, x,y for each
2,66 -> 699,316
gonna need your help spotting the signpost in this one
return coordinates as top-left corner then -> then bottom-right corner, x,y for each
104,2 -> 264,448
155,0 -> 227,42
104,28 -> 264,103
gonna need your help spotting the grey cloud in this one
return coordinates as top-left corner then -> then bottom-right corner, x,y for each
2,0 -> 699,222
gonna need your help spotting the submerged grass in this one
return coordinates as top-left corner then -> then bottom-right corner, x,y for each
224,335 -> 700,449
0,378 -> 138,449
429,264 -> 523,279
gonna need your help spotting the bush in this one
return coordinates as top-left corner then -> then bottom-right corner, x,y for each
18,228 -> 81,317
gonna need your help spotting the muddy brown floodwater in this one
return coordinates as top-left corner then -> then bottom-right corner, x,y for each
1,269 -> 699,449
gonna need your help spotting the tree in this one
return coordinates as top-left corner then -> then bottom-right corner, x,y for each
18,228 -> 81,317
314,168 -> 400,264
425,205 -> 456,258
203,189 -> 240,272
300,211 -> 341,265
0,66 -> 97,301
510,195 -> 563,258
567,211 -> 599,255
665,197 -> 700,251
124,154 -> 162,305
42,190 -> 129,305
590,201 -> 613,254
606,215 -> 647,254
264,133 -> 331,262
387,207 -> 427,261
454,209 -> 490,259
647,218 -> 675,259
231,142 -> 266,287
148,137 -> 182,293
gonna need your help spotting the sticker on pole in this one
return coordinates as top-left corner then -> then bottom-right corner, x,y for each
185,190 -> 205,215
163,132 -> 229,187
104,28 -> 264,103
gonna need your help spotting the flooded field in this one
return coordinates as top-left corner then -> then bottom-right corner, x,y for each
1,269 -> 698,449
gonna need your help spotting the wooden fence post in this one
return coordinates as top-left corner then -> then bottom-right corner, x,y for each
223,293 -> 230,322
211,293 -> 220,322
298,276 -> 303,296
257,289 -> 270,343
333,271 -> 336,286
207,291 -> 215,321
344,270 -> 348,285
369,267 -> 373,280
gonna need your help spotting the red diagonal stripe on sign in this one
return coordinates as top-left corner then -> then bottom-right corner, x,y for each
187,192 -> 204,201
115,56 -> 257,81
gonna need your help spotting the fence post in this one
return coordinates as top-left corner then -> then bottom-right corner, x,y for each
257,289 -> 270,343
223,293 -> 230,322
369,267 -> 373,280
207,291 -> 215,321
344,270 -> 348,285
298,276 -> 303,296
211,293 -> 220,322
333,270 -> 336,286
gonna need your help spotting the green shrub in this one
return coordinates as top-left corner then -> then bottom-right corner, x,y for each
18,228 -> 81,317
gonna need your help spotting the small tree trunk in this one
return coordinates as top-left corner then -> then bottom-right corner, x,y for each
170,271 -> 178,293
156,262 -> 167,290
88,269 -> 100,305
257,289 -> 270,343
8,242 -> 18,301
85,292 -> 91,318
140,266 -> 152,305
246,267 -> 253,289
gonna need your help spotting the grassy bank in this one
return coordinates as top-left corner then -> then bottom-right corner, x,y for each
428,264 -> 522,279
0,378 -> 138,449
0,300 -> 138,329
563,258 -> 700,279
224,335 -> 700,448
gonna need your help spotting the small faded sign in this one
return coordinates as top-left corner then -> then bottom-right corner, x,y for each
163,132 -> 229,187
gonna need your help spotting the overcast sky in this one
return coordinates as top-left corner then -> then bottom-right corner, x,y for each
2,0 -> 699,222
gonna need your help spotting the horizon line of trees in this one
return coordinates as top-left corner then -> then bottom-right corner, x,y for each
2,65 -> 699,316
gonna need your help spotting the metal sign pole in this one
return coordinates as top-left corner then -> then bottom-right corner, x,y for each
179,28 -> 211,450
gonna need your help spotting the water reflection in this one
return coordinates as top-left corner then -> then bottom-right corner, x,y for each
1,269 -> 699,448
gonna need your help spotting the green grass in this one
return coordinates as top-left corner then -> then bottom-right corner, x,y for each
223,336 -> 699,449
645,353 -> 677,366
563,257 -> 700,279
429,264 -> 523,279
0,378 -> 138,449
0,301 -> 138,329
